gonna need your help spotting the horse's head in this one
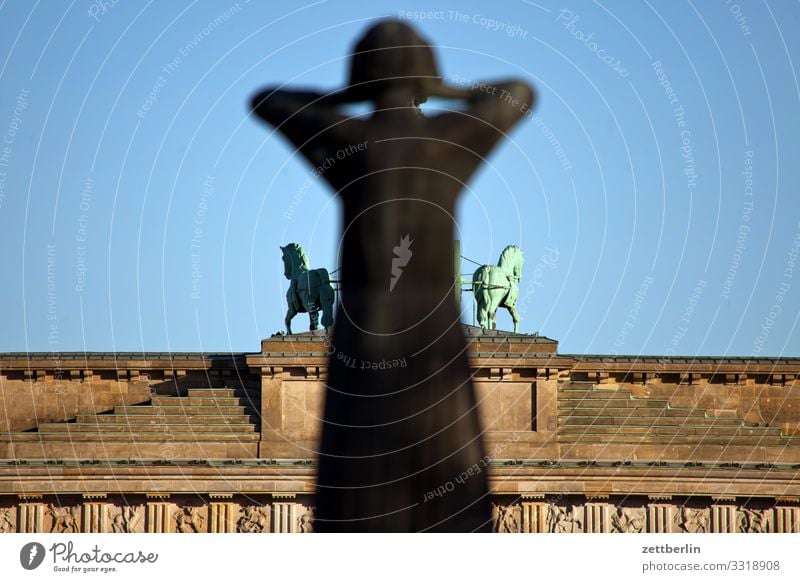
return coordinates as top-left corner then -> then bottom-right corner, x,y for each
281,243 -> 310,280
514,247 -> 524,279
280,245 -> 292,280
499,245 -> 524,280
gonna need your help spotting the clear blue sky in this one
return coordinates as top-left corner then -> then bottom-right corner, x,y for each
0,0 -> 798,357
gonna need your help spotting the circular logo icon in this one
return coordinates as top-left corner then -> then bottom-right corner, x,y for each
20,542 -> 46,570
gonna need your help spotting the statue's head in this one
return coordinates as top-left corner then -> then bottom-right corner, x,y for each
347,20 -> 440,102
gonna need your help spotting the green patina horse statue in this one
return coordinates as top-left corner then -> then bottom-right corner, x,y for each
472,245 -> 524,333
281,243 -> 335,334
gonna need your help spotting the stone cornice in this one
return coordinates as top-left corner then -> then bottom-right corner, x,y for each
1,461 -> 797,498
1,343 -> 796,377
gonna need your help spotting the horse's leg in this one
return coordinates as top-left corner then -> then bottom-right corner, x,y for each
320,284 -> 335,330
305,298 -> 319,331
297,285 -> 318,331
285,304 -> 296,335
509,304 -> 521,334
488,289 -> 502,330
303,288 -> 319,331
472,269 -> 491,330
476,291 -> 489,329
308,306 -> 320,331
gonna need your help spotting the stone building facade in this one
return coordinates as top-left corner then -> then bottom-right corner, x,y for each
1,327 -> 798,533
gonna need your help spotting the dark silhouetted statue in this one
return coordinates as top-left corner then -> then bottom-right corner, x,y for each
251,20 -> 534,531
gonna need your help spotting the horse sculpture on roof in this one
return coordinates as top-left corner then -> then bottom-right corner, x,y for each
472,244 -> 524,333
281,243 -> 335,334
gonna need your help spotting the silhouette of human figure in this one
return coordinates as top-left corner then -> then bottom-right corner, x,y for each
251,20 -> 534,531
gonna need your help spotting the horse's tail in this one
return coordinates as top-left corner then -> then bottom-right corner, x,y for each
472,265 -> 489,294
316,268 -> 331,287
316,268 -> 334,302
472,266 -> 493,328
316,268 -> 335,328
472,265 -> 491,305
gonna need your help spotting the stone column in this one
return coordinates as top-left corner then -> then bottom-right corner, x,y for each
520,498 -> 547,533
647,497 -> 674,533
272,495 -> 297,533
18,497 -> 43,533
259,366 -> 283,458
711,499 -> 736,533
82,495 -> 107,533
146,496 -> 172,533
584,499 -> 609,533
774,504 -> 800,533
209,495 -> 235,533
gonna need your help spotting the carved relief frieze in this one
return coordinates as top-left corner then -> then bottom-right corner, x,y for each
109,505 -> 143,533
297,505 -> 315,533
48,504 -> 80,533
0,495 -> 791,533
492,502 -> 521,533
674,506 -> 710,533
237,505 -> 270,533
610,507 -> 645,533
0,507 -> 15,533
545,500 -> 583,533
738,507 -> 772,533
175,506 -> 206,533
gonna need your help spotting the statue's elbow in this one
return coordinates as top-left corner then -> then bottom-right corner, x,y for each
249,90 -> 265,113
511,81 -> 535,115
249,89 -> 280,122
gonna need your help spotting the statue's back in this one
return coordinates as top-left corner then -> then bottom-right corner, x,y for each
250,20 -> 534,531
